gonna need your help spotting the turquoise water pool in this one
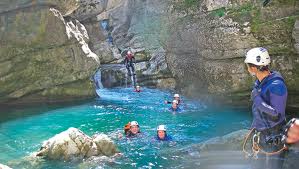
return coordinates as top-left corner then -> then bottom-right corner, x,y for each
0,88 -> 250,168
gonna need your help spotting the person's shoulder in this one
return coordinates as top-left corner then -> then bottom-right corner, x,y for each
268,79 -> 287,96
166,135 -> 173,141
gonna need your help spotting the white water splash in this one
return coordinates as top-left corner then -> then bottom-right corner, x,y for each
50,8 -> 100,64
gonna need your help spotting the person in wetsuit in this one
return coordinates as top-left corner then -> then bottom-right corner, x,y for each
156,125 -> 172,141
245,47 -> 287,169
124,50 -> 136,77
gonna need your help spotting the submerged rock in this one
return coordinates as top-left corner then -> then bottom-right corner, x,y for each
35,127 -> 118,161
160,129 -> 251,168
197,129 -> 249,151
0,164 -> 12,169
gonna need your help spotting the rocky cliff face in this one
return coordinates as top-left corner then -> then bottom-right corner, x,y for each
0,1 -> 100,104
165,0 -> 299,107
0,0 -> 175,105
1,0 -> 298,107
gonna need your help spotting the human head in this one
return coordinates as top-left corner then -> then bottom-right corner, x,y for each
127,51 -> 132,55
157,125 -> 167,140
245,47 -> 270,76
173,94 -> 180,101
130,121 -> 140,135
136,86 -> 140,91
172,100 -> 178,109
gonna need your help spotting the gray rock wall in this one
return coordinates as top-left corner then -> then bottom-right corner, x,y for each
165,0 -> 299,107
0,2 -> 99,104
1,0 -> 298,107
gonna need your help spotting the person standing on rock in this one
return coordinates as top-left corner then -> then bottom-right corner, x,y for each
244,47 -> 288,169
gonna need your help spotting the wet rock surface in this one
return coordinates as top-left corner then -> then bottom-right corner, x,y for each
0,164 -> 12,169
35,127 -> 118,161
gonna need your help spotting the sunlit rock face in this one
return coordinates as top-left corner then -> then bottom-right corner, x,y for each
0,0 -> 99,104
35,127 -> 118,161
0,164 -> 12,169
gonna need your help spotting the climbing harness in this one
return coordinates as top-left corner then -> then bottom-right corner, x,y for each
242,128 -> 288,159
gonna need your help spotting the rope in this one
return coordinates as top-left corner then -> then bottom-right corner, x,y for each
242,128 -> 288,158
254,141 -> 288,156
242,128 -> 255,157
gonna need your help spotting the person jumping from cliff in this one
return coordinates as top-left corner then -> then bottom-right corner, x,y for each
124,50 -> 137,87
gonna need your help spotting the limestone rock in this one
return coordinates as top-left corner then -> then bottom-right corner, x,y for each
0,164 -> 12,169
197,129 -> 249,151
35,127 -> 118,161
202,0 -> 230,11
165,1 -> 299,106
293,20 -> 299,54
0,1 -> 99,104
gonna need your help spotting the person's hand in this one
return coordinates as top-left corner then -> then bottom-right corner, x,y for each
164,100 -> 168,104
251,88 -> 259,101
286,119 -> 299,144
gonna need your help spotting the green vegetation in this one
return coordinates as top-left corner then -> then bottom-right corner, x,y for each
183,0 -> 199,9
172,0 -> 201,13
211,7 -> 226,17
227,3 -> 256,16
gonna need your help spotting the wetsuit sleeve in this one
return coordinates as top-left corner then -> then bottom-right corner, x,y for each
166,101 -> 171,104
254,81 -> 287,117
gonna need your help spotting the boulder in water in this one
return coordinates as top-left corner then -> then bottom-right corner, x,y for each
0,164 -> 12,169
35,127 -> 118,160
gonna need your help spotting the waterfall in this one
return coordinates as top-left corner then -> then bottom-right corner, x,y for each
49,8 -> 100,64
94,69 -> 104,89
93,68 -> 104,97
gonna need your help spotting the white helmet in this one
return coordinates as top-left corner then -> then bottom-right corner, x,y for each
130,121 -> 139,126
245,47 -> 270,66
173,94 -> 180,98
157,125 -> 167,131
172,100 -> 178,104
136,86 -> 140,88
127,51 -> 132,55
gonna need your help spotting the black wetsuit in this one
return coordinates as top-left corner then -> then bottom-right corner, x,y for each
124,54 -> 135,76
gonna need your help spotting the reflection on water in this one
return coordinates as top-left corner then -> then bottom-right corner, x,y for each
0,88 -> 250,168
